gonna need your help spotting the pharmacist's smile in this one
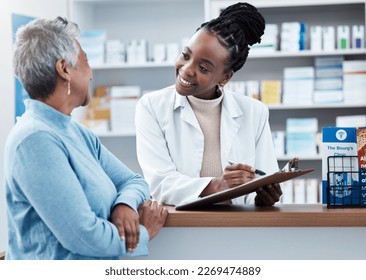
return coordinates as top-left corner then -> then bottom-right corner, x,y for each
176,74 -> 198,95
178,75 -> 197,87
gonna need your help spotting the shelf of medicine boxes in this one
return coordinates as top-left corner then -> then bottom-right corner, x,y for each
92,69 -> 366,139
94,127 -> 323,161
267,103 -> 366,110
94,129 -> 323,161
89,49 -> 366,70
277,155 -> 322,161
95,104 -> 366,135
90,61 -> 175,70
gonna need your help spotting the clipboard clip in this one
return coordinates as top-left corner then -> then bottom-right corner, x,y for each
280,157 -> 300,172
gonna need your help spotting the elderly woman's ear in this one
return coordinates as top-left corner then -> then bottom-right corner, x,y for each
55,58 -> 71,81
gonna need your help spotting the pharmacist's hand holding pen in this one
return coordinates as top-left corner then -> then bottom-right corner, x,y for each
224,161 -> 258,187
227,161 -> 283,206
200,161 -> 259,197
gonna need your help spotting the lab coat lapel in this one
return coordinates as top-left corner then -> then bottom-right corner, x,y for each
175,93 -> 201,131
174,92 -> 203,176
220,92 -> 243,166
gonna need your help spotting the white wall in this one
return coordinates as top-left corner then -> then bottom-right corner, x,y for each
0,0 -> 69,254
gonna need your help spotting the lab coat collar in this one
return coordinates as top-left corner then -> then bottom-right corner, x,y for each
173,89 -> 245,131
173,89 -> 187,110
173,88 -> 244,117
221,90 -> 244,119
173,90 -> 201,131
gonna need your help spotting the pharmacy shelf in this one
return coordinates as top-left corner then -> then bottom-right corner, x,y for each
93,103 -> 365,138
89,49 -> 366,70
93,128 -> 323,162
205,0 -> 366,23
74,0 -> 196,3
268,103 -> 366,110
90,61 -> 175,70
249,48 -> 366,59
252,0 -> 366,9
206,0 -> 366,10
277,155 -> 322,161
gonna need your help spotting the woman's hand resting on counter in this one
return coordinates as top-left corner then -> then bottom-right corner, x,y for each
138,200 -> 168,240
111,200 -> 168,253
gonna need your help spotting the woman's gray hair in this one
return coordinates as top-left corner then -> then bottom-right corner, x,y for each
13,17 -> 80,99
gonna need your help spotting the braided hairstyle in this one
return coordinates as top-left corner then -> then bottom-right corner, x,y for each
198,2 -> 265,73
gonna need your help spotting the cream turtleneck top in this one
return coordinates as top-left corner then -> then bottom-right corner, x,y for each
187,93 -> 224,177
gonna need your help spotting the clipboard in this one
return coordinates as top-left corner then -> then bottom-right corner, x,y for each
175,158 -> 314,210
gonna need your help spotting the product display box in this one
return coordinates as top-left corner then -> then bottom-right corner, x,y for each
357,127 -> 366,186
322,127 -> 362,206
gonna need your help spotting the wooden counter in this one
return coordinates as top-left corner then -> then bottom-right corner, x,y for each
132,204 -> 366,259
164,204 -> 366,227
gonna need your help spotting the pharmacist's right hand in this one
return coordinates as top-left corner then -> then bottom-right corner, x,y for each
222,163 -> 255,187
138,200 -> 168,240
201,163 -> 255,197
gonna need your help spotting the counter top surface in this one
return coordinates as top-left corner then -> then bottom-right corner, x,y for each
163,204 -> 366,227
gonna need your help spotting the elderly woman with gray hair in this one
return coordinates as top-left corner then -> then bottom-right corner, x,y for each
4,17 -> 167,260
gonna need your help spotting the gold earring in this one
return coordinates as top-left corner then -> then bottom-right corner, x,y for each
67,81 -> 71,95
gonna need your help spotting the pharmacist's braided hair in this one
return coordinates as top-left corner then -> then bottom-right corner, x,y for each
198,2 -> 265,73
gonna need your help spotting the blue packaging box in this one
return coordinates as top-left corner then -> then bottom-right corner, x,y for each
322,127 -> 360,205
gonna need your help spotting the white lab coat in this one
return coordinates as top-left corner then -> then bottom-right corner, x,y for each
135,85 -> 279,206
